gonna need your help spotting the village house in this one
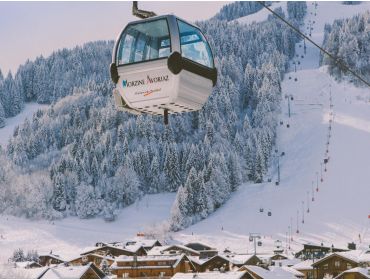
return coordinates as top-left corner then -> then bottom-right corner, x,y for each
238,265 -> 304,279
292,259 -> 317,279
295,243 -> 347,260
312,250 -> 369,278
68,253 -> 115,268
147,244 -> 200,257
38,253 -> 64,266
110,253 -> 196,278
81,244 -> 147,257
335,267 -> 370,279
223,254 -> 263,268
172,270 -> 250,279
37,262 -> 106,279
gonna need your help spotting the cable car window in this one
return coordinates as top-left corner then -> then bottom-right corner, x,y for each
177,20 -> 214,69
117,19 -> 171,65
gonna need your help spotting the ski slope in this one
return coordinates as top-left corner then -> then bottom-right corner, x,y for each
1,1 -> 370,266
172,1 -> 370,254
0,103 -> 48,148
233,2 -> 287,25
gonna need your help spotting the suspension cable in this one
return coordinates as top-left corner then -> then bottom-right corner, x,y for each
258,1 -> 370,88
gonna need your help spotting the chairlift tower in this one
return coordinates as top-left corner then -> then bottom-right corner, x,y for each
249,233 -> 262,255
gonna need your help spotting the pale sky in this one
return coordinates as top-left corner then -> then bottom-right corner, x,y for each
0,1 -> 229,75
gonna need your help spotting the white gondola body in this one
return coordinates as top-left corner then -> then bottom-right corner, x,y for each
111,15 -> 216,116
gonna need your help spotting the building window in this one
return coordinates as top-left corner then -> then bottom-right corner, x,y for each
307,271 -> 313,279
123,273 -> 130,278
323,264 -> 329,270
347,263 -> 352,269
335,260 -> 340,268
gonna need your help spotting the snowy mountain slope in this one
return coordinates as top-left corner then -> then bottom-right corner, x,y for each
0,103 -> 47,148
233,2 -> 287,25
1,1 -> 370,265
171,1 -> 370,253
0,193 -> 175,262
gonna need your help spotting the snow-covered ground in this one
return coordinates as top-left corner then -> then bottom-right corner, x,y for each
0,103 -> 48,148
172,1 -> 370,253
233,2 -> 287,25
1,1 -> 370,266
0,193 -> 175,262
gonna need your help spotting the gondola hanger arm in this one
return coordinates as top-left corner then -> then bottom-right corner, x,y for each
132,1 -> 157,19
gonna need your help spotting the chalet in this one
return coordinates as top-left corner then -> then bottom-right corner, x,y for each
81,244 -> 147,257
104,239 -> 162,251
222,254 -> 263,268
185,242 -> 218,260
147,244 -> 200,257
110,253 -> 196,278
200,255 -> 231,272
37,262 -> 105,279
292,259 -> 316,279
68,253 -> 115,267
184,242 -> 214,252
238,265 -> 304,279
271,253 -> 289,261
295,243 -> 347,260
335,267 -> 370,279
172,270 -> 249,279
312,250 -> 369,278
38,253 -> 64,266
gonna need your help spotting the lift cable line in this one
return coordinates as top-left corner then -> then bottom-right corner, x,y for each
257,1 -> 370,88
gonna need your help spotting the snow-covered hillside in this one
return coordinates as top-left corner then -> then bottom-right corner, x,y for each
0,103 -> 47,148
172,1 -> 370,253
233,2 -> 288,25
0,1 -> 369,265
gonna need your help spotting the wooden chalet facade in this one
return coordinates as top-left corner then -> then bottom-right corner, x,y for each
110,254 -> 196,278
292,260 -> 317,279
295,243 -> 347,260
312,253 -> 359,278
38,254 -> 64,266
68,253 -> 115,267
335,267 -> 370,279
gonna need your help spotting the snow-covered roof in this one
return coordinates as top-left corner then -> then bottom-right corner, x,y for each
313,250 -> 370,266
292,259 -> 315,270
38,263 -> 100,279
112,253 -> 187,270
146,244 -> 200,256
221,254 -> 259,265
106,239 -> 161,248
68,253 -> 115,263
241,265 -> 302,279
25,267 -> 49,279
274,266 -> 305,278
335,267 -> 370,279
272,258 -> 301,267
80,243 -> 143,256
38,253 -> 64,262
172,271 -> 248,279
184,241 -> 214,250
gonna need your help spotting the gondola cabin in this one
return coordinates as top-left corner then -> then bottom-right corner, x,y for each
110,15 -> 217,120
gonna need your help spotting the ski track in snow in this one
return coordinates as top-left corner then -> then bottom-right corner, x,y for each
0,103 -> 48,148
1,1 -> 370,264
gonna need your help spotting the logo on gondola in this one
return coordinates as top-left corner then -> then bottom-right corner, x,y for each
122,75 -> 169,88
